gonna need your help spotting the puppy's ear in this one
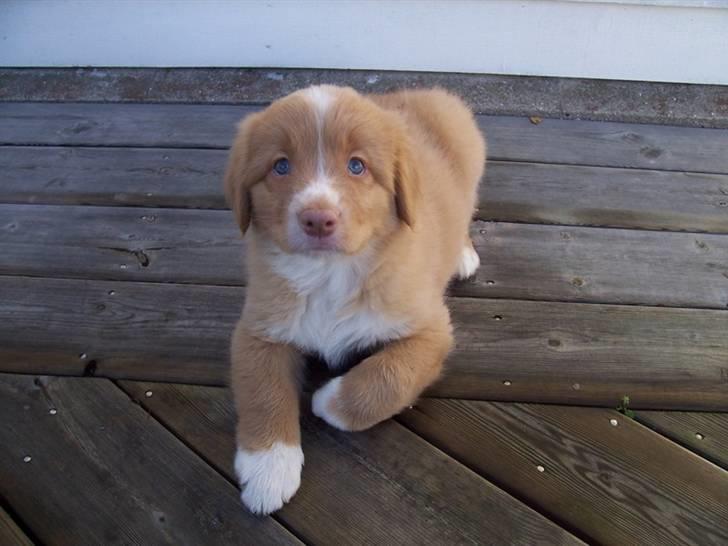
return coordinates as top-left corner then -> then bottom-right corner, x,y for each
224,113 -> 263,234
393,136 -> 421,228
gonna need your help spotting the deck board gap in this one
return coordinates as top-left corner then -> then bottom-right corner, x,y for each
0,499 -> 41,546
474,218 -> 728,237
393,412 -> 596,545
629,418 -> 728,472
3,140 -> 728,176
5,197 -> 728,237
488,156 -> 728,177
1,272 -> 726,313
634,413 -> 728,471
110,379 -> 310,545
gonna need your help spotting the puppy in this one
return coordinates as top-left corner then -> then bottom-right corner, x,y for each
224,85 -> 486,515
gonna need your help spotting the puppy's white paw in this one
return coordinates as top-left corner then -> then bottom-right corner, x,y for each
456,244 -> 480,279
234,442 -> 303,515
312,377 -> 350,431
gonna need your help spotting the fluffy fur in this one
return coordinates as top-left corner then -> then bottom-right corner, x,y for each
225,85 -> 486,514
234,442 -> 304,515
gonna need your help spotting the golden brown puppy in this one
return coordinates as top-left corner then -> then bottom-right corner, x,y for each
225,85 -> 486,514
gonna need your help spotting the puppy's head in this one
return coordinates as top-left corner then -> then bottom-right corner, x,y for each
224,85 -> 419,255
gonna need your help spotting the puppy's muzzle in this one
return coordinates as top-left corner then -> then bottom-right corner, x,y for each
298,208 -> 340,238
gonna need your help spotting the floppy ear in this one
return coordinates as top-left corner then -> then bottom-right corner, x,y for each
393,137 -> 421,228
224,113 -> 263,234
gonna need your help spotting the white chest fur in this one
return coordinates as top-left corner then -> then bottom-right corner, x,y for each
264,249 -> 410,367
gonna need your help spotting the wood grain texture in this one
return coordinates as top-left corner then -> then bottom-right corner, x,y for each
481,115 -> 728,174
0,374 -> 298,546
0,276 -> 239,384
2,103 -> 728,173
431,296 -> 728,410
1,276 -> 726,410
3,204 -> 728,308
119,380 -> 582,546
3,146 -> 728,233
481,161 -> 728,233
467,220 -> 728,309
0,103 -> 253,149
636,411 -> 728,470
0,204 -> 244,286
0,507 -> 33,546
399,399 -> 728,546
0,146 -> 227,209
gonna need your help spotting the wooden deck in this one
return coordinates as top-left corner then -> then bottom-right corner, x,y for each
0,100 -> 727,545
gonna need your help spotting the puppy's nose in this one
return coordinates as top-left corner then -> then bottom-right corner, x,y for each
298,208 -> 339,238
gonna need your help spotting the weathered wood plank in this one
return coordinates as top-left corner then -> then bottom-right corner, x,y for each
3,204 -> 728,308
0,507 -> 33,546
0,102 -> 252,149
431,296 -> 728,409
467,221 -> 728,309
480,161 -> 728,233
0,204 -> 244,285
119,380 -> 582,545
0,374 -> 298,546
399,399 -> 728,546
4,146 -> 728,233
636,411 -> 728,470
0,146 -> 226,209
0,276 -> 238,384
482,115 -> 728,173
2,103 -> 728,173
1,276 -> 726,410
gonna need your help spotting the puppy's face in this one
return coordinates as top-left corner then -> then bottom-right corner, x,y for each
225,86 -> 418,255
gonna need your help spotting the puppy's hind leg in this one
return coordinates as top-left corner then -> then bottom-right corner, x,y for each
456,238 -> 480,279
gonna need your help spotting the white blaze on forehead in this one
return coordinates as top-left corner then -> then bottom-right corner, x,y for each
290,86 -> 341,212
303,85 -> 334,179
304,86 -> 334,124
292,178 -> 340,208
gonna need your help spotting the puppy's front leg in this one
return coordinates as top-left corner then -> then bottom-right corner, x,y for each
230,321 -> 304,515
312,309 -> 453,431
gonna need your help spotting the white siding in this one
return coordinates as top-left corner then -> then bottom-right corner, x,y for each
1,0 -> 727,84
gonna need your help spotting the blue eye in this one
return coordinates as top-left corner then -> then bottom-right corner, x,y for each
348,158 -> 365,176
273,158 -> 290,175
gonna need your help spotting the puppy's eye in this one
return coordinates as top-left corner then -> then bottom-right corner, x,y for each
273,158 -> 290,176
347,158 -> 366,176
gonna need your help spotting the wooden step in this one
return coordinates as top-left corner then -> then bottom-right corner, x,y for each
2,276 -> 725,410
2,204 -> 727,308
398,399 -> 728,546
3,102 -> 728,173
119,380 -> 583,545
3,145 -> 728,232
0,374 -> 298,545
637,411 -> 728,469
